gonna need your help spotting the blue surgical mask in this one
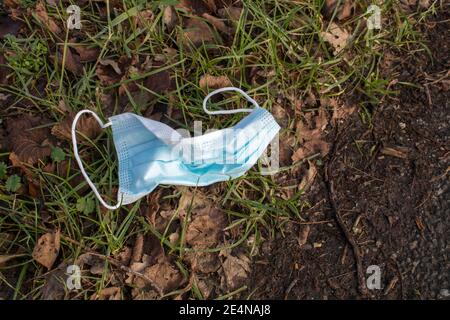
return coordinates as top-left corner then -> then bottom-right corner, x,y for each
72,87 -> 280,210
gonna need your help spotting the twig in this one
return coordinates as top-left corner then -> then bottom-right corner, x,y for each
323,124 -> 368,296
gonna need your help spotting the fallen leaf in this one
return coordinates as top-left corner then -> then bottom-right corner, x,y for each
177,0 -> 214,14
323,0 -> 355,21
163,6 -> 178,31
131,234 -> 145,263
40,262 -> 67,299
143,255 -> 183,293
135,9 -> 154,29
96,56 -> 131,87
331,100 -> 356,123
186,208 -> 226,249
178,17 -> 216,50
32,230 -> 61,269
191,273 -> 215,299
199,74 -> 232,90
221,253 -> 251,290
4,0 -> 20,9
59,47 -> 83,75
218,6 -> 242,22
52,112 -> 102,142
185,251 -> 220,274
143,67 -> 173,100
73,46 -> 100,62
99,58 -> 122,75
202,13 -> 230,34
92,287 -> 121,300
298,162 -> 317,192
296,108 -> 328,141
6,115 -> 52,165
278,132 -> 295,166
418,0 -> 431,9
292,139 -> 330,162
399,0 -> 431,12
35,1 -> 61,34
298,225 -> 311,247
321,22 -> 350,54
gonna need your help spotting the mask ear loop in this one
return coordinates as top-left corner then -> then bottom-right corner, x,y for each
71,110 -> 122,210
202,87 -> 261,115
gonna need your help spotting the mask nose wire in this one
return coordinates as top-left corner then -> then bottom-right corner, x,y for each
202,87 -> 261,115
71,110 -> 122,210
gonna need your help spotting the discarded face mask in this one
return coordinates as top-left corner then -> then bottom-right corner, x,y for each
72,87 -> 280,210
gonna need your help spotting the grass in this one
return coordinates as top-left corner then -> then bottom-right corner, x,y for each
0,0 -> 441,299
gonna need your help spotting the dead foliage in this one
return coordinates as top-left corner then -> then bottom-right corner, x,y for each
32,230 -> 61,269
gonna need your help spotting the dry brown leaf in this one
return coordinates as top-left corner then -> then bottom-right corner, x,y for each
92,287 -> 121,300
323,0 -> 355,21
202,13 -> 230,34
35,1 -> 61,34
292,139 -> 330,163
131,234 -> 145,263
186,208 -> 226,249
381,146 -> 409,159
298,225 -> 311,247
135,9 -> 154,28
399,0 -> 431,12
331,99 -> 356,123
96,57 -> 128,86
321,22 -> 350,55
32,230 -> 60,269
299,162 -> 317,192
73,46 -> 100,62
178,17 -> 216,50
296,108 -> 328,141
99,59 -> 122,75
218,6 -> 242,22
177,0 -> 214,14
143,255 -> 183,293
60,47 -> 82,75
40,262 -> 67,300
191,273 -> 215,299
185,251 -> 220,274
143,68 -> 173,99
52,112 -> 102,142
199,74 -> 232,90
6,115 -> 52,165
163,6 -> 178,31
221,253 -> 251,290
271,103 -> 288,127
4,0 -> 20,9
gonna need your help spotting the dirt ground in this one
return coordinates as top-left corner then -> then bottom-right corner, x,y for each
250,11 -> 449,300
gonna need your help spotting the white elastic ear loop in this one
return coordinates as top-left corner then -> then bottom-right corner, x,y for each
202,87 -> 261,115
71,110 -> 121,210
